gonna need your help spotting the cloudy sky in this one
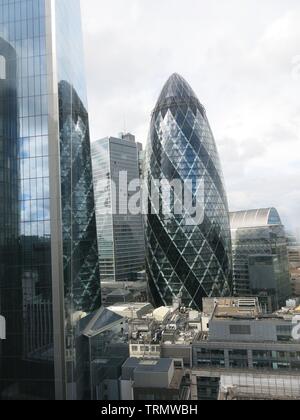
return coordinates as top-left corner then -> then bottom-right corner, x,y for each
81,0 -> 300,232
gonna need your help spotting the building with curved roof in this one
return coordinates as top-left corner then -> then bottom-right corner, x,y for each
143,74 -> 232,310
230,208 -> 291,309
230,208 -> 282,230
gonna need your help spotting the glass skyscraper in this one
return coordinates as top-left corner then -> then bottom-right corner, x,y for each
144,74 -> 232,310
230,208 -> 291,309
92,134 -> 145,283
0,0 -> 101,400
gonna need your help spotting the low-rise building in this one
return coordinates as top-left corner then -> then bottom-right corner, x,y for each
79,307 -> 129,400
82,297 -> 300,401
193,298 -> 300,371
120,358 -> 190,400
108,302 -> 154,319
191,368 -> 300,400
190,297 -> 300,400
127,305 -> 201,366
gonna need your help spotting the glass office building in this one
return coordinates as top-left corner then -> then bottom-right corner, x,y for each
79,307 -> 129,400
144,74 -> 232,310
230,208 -> 291,309
92,134 -> 145,283
0,0 -> 101,400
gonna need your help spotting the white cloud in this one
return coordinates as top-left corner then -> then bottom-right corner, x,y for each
81,0 -> 300,230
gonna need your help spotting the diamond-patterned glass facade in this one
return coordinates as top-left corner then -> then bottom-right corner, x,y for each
144,74 -> 232,310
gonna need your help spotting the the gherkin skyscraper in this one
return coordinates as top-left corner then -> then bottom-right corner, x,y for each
144,73 -> 232,310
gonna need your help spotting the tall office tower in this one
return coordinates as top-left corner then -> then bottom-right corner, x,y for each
144,74 -> 232,310
136,141 -> 144,178
285,232 -> 300,298
92,133 -> 145,283
230,208 -> 291,309
0,36 -> 18,372
0,36 -> 19,326
287,231 -> 300,269
0,0 -> 101,400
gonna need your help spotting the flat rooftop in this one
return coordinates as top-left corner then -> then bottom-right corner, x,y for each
213,300 -> 261,320
109,303 -> 153,312
208,297 -> 300,322
123,358 -> 184,390
123,357 -> 173,373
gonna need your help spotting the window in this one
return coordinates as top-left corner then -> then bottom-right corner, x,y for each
229,349 -> 248,357
277,325 -> 293,342
211,349 -> 224,357
229,360 -> 248,368
174,361 -> 183,368
276,325 -> 292,334
0,56 -> 6,79
229,325 -> 251,335
253,350 -> 271,359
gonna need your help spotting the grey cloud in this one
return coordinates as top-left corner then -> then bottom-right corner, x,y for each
81,0 -> 300,230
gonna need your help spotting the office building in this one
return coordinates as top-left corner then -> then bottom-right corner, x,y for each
0,36 -> 19,300
0,0 -> 101,400
79,307 -> 129,400
136,141 -> 144,178
144,73 -> 232,310
291,270 -> 300,297
193,369 -> 300,400
101,281 -> 148,306
287,231 -> 300,269
112,296 -> 300,400
76,295 -> 300,401
230,208 -> 291,309
194,297 -> 300,372
120,358 -> 191,401
286,232 -> 300,297
92,133 -> 145,283
191,297 -> 300,400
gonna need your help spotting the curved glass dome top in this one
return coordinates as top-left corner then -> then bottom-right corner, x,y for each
157,73 -> 198,102
154,73 -> 206,119
230,208 -> 282,230
144,74 -> 232,310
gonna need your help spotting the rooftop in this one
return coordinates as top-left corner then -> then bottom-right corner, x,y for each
123,357 -> 173,373
108,302 -> 154,319
124,303 -> 203,347
122,357 -> 185,390
80,307 -> 124,338
230,208 -> 282,229
158,73 -> 198,102
205,297 -> 300,323
153,73 -> 206,116
204,297 -> 262,320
